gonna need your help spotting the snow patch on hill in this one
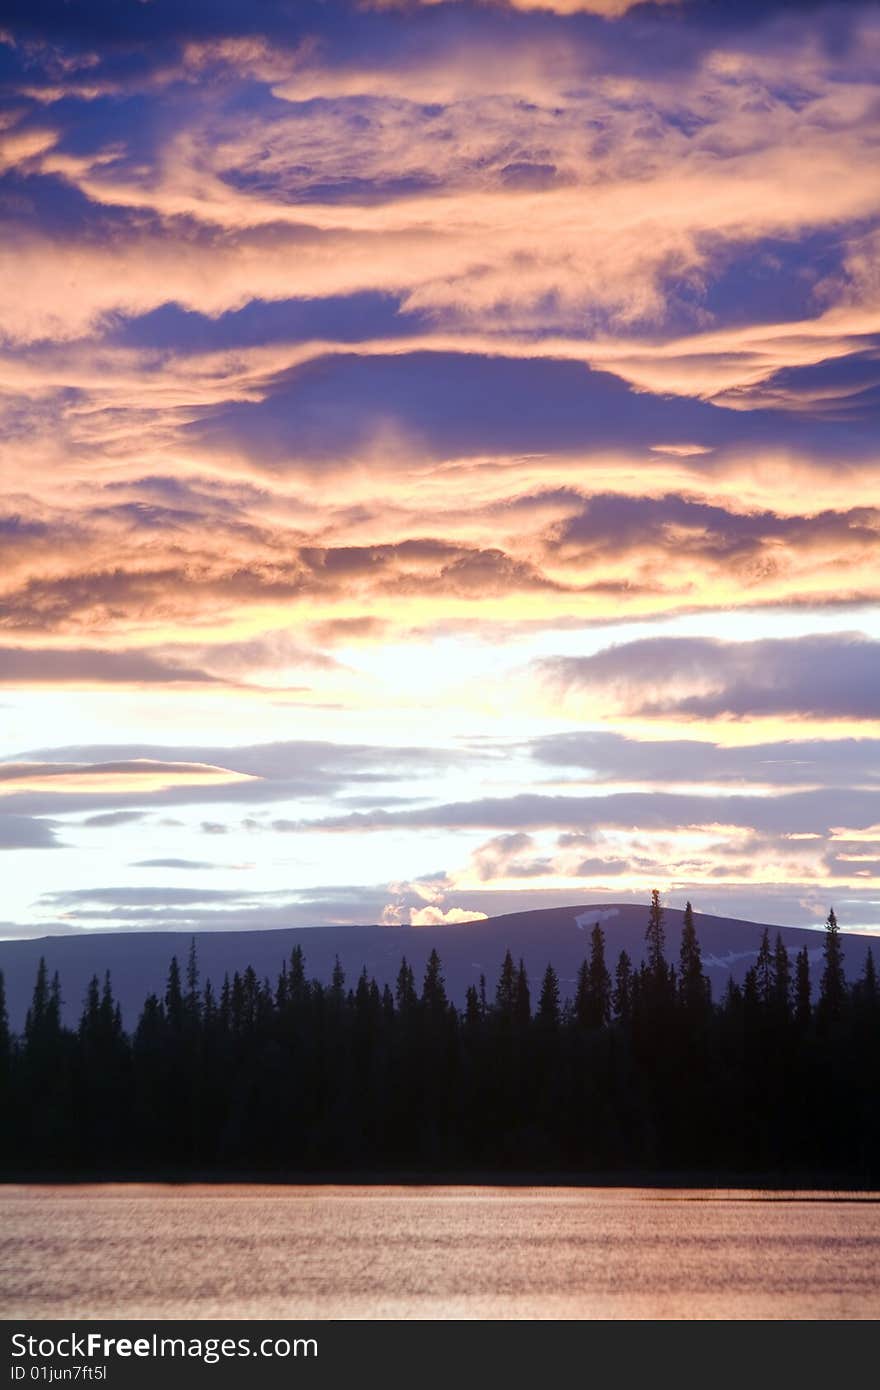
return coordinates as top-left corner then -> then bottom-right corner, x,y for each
575,908 -> 620,930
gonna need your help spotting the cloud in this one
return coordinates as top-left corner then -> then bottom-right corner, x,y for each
0,646 -> 220,684
82,810 -> 148,827
537,633 -> 880,720
409,904 -> 488,925
4,738 -> 459,812
0,758 -> 254,794
1,0 -> 879,935
293,787 -> 880,836
0,814 -> 60,848
528,730 -> 880,788
42,885 -> 247,908
471,831 -> 548,881
132,858 -> 221,869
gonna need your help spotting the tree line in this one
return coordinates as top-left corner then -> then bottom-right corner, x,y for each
1,894 -> 878,1180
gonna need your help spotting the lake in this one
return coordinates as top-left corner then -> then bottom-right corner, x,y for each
1,1185 -> 879,1320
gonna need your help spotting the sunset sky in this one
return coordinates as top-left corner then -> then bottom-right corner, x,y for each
1,0 -> 879,939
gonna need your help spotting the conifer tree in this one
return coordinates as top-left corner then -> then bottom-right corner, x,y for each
678,900 -> 707,1012
203,979 -> 217,1028
25,957 -> 49,1045
330,956 -> 346,1004
644,889 -> 673,1011
464,984 -> 483,1032
395,957 -> 417,1013
230,971 -> 246,1034
100,972 -> 120,1041
79,975 -> 101,1043
185,937 -> 200,1025
49,972 -> 62,1031
861,946 -> 877,1007
537,963 -> 560,1031
289,945 -> 307,1003
755,928 -> 775,1009
819,907 -> 846,1027
773,934 -> 791,1022
495,949 -> 516,1018
574,957 -> 590,1029
165,956 -> 184,1032
646,889 -> 666,975
794,946 -> 811,1031
275,961 -> 290,1012
219,974 -> 231,1032
0,970 -> 10,1089
422,949 -> 447,1014
742,966 -> 759,1018
613,950 -> 633,1021
514,959 -> 531,1030
587,923 -> 612,1028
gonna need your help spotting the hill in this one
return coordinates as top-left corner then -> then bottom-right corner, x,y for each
0,903 -> 874,1030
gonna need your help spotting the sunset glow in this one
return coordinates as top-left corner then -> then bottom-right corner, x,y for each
2,0 -> 879,937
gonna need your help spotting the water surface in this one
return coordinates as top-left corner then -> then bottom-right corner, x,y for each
2,1185 -> 878,1319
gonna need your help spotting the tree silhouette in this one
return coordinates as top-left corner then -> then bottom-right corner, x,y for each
613,950 -> 633,1021
587,924 -> 612,1028
395,956 -> 417,1013
646,889 -> 666,975
795,946 -> 812,1032
495,949 -> 517,1020
818,907 -> 846,1029
422,948 -> 448,1014
773,934 -> 791,1023
2,895 -> 875,1181
514,958 -> 531,1030
678,901 -> 708,1013
755,928 -> 775,1010
0,969 -> 9,1094
537,963 -> 560,1031
164,956 -> 184,1033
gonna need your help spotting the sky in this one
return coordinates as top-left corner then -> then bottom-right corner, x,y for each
1,0 -> 879,939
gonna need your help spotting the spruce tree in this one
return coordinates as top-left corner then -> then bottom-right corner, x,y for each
49,973 -> 62,1032
0,970 -> 10,1088
613,950 -> 633,1021
203,979 -> 217,1028
537,964 -> 560,1031
185,937 -> 200,1025
644,889 -> 672,1010
646,889 -> 666,976
678,901 -> 707,1012
330,956 -> 346,1003
514,959 -> 531,1030
289,945 -> 307,1003
219,974 -> 231,1033
574,957 -> 590,1029
819,907 -> 846,1027
422,949 -> 447,1014
587,923 -> 612,1028
861,946 -> 877,1007
495,949 -> 516,1018
755,928 -> 775,1010
464,984 -> 483,1032
395,956 -> 417,1013
794,946 -> 811,1031
25,957 -> 49,1045
165,956 -> 184,1032
79,975 -> 101,1043
100,972 -> 120,1041
773,935 -> 791,1023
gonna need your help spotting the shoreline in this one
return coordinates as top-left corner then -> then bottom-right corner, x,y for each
2,1169 -> 879,1193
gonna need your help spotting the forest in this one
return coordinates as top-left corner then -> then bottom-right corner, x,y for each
2,895 -> 878,1180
